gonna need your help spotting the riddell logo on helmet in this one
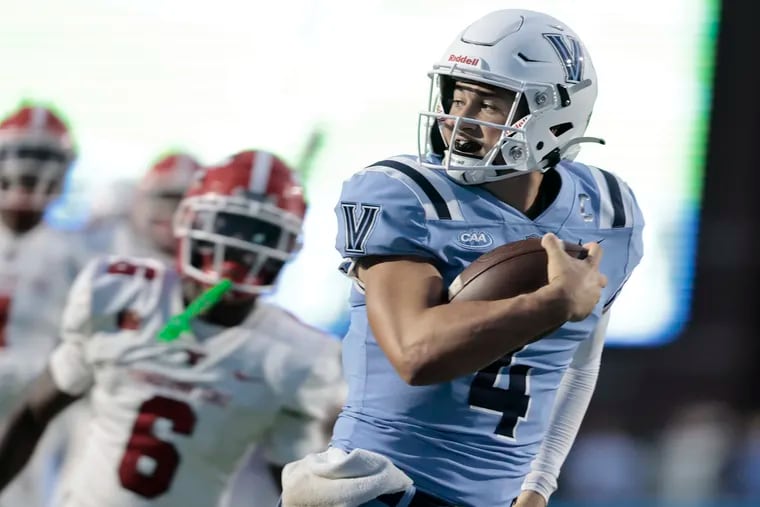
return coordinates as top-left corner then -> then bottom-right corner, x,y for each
448,54 -> 480,66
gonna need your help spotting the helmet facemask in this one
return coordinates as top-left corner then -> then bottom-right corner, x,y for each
418,67 -> 601,185
174,193 -> 302,297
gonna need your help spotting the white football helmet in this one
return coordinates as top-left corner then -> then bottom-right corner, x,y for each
418,9 -> 604,185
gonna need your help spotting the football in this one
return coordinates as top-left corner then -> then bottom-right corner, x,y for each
448,236 -> 588,302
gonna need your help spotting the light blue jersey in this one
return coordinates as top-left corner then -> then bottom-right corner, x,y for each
330,155 -> 644,506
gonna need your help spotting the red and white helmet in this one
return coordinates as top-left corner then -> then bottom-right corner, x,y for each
132,152 -> 202,255
138,152 -> 202,198
0,105 -> 75,211
173,149 -> 306,295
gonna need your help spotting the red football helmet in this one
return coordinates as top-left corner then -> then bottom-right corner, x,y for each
173,150 -> 306,295
132,152 -> 202,255
0,105 -> 75,219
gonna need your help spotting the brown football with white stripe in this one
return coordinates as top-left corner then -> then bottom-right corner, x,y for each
448,237 -> 587,302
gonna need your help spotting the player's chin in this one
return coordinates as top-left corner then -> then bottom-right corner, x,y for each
0,209 -> 44,233
222,288 -> 257,304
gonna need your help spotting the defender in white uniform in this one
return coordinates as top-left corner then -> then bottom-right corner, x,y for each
0,104 -> 89,507
86,151 -> 203,263
0,150 -> 345,507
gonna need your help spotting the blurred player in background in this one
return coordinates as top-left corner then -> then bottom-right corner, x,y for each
49,151 -> 204,506
281,8 -> 644,507
86,151 -> 202,263
0,149 -> 345,507
0,103 -> 91,507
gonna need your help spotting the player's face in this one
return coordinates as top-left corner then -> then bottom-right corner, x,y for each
0,172 -> 52,233
183,211 -> 287,298
441,81 -> 515,157
145,192 -> 183,254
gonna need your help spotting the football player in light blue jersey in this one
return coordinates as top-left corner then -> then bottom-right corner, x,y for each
280,8 -> 644,507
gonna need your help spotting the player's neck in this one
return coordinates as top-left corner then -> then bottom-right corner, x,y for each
201,298 -> 257,328
482,171 -> 545,214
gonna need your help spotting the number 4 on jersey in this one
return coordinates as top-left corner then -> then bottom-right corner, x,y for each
468,354 -> 532,439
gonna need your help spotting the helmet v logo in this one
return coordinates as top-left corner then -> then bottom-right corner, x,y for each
543,33 -> 584,83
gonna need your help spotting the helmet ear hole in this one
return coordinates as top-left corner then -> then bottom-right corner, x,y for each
550,122 -> 573,137
515,94 -> 530,120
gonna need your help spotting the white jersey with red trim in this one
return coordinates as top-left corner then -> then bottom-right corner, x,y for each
0,223 -> 91,507
0,224 -> 89,406
48,255 -> 344,507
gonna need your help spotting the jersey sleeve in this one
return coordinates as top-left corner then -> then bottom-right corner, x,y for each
48,257 -> 101,396
262,336 -> 346,466
603,181 -> 645,312
48,255 -> 165,396
334,168 -> 434,260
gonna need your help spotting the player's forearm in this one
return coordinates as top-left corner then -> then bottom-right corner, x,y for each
0,405 -> 46,490
521,364 -> 599,502
522,320 -> 606,502
393,284 -> 570,385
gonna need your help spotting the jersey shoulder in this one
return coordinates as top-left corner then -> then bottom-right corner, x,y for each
339,154 -> 464,222
561,160 -> 645,232
335,155 -> 467,259
61,254 -> 174,340
560,161 -> 646,308
249,303 -> 340,363
246,303 -> 344,406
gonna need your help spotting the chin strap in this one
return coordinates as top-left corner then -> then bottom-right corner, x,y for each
560,136 -> 605,157
541,136 -> 606,169
565,136 -> 605,149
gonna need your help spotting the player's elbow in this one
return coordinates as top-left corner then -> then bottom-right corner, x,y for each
376,325 -> 442,385
392,340 -> 441,386
396,365 -> 428,386
388,355 -> 424,386
397,367 -> 432,386
403,362 -> 448,386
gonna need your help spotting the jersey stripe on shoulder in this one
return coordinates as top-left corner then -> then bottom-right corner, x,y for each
363,157 -> 463,221
587,166 -> 634,229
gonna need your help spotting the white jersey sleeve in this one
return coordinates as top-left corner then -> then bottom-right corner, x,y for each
258,312 -> 346,466
48,255 -> 167,396
47,258 -> 101,396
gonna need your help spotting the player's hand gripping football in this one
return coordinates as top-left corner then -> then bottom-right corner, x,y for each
541,232 -> 607,322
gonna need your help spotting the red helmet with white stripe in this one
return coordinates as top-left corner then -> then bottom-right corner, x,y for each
173,150 -> 306,295
0,105 -> 75,229
132,152 -> 202,255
